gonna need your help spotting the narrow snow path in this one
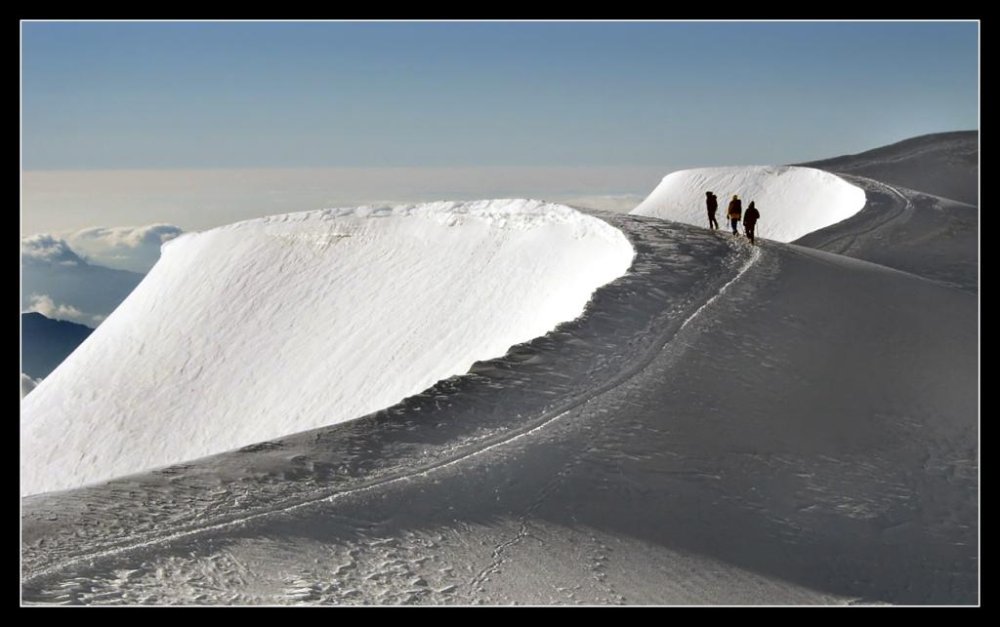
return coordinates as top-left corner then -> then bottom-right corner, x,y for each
795,175 -> 978,292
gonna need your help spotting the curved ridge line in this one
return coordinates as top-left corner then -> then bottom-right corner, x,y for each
800,177 -> 911,253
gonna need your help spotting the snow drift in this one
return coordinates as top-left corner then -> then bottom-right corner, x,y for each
631,166 -> 866,242
21,199 -> 634,495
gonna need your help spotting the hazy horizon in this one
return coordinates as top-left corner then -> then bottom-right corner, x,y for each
22,165 -> 674,234
21,21 -> 979,233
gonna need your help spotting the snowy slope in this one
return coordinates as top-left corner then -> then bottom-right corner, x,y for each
795,176 -> 978,292
21,199 -> 634,496
631,166 -> 866,242
21,215 -> 977,605
796,134 -> 978,292
800,130 -> 978,206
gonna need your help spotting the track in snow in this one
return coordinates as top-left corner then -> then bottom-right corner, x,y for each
23,216 -> 755,600
795,175 -> 978,292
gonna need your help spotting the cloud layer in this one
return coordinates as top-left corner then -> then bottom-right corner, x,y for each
21,234 -> 85,266
65,224 -> 183,273
21,233 -> 146,325
24,294 -> 104,327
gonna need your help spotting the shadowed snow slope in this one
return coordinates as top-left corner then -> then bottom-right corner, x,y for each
800,131 -> 978,206
795,176 -> 978,292
796,132 -> 978,292
631,166 -> 866,242
21,199 -> 634,496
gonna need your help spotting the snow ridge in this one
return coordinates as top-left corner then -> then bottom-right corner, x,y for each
632,165 -> 866,242
22,199 -> 634,495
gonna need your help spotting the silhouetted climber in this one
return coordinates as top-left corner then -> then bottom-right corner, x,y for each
744,201 -> 760,244
727,195 -> 743,235
706,191 -> 719,230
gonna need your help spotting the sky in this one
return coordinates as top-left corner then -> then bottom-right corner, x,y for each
20,20 -> 979,233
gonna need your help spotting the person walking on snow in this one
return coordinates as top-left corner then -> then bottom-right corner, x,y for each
743,201 -> 760,244
706,191 -> 719,230
727,194 -> 743,235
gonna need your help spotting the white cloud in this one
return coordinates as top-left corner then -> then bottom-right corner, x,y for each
20,234 -> 85,266
24,294 -> 104,327
21,373 -> 41,399
65,224 -> 183,273
71,223 -> 182,248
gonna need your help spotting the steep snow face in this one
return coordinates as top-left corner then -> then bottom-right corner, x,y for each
632,166 -> 866,242
21,199 -> 635,495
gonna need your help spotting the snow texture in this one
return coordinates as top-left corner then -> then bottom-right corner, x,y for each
800,130 -> 977,206
796,176 -> 978,292
21,199 -> 634,495
631,165 -> 866,242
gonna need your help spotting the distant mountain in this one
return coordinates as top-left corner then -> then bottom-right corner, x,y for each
21,312 -> 93,379
22,234 -> 144,324
799,130 -> 978,205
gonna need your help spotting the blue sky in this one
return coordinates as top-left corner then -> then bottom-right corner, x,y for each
22,21 -> 978,170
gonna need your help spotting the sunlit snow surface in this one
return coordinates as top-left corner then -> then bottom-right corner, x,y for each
21,200 -> 634,495
631,165 -> 866,242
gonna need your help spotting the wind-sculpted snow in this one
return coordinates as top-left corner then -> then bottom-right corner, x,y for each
631,166 -> 866,242
20,200 -> 635,495
21,214 -> 976,605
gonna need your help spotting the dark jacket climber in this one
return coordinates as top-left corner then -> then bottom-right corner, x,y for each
743,201 -> 760,243
727,195 -> 743,235
706,191 -> 719,230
